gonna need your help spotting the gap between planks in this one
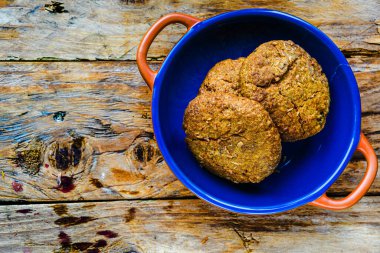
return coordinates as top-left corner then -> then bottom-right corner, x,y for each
0,49 -> 377,63
0,195 -> 199,206
2,191 -> 379,206
0,197 -> 379,252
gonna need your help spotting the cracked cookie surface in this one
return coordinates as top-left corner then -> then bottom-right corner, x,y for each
199,58 -> 245,95
239,40 -> 330,141
183,92 -> 281,183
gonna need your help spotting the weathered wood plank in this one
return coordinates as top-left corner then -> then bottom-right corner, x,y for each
0,61 -> 192,200
0,0 -> 379,60
0,58 -> 378,201
0,197 -> 379,252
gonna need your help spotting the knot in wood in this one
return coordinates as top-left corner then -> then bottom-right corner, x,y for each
48,136 -> 85,171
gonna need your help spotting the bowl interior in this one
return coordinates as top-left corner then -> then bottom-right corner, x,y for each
153,10 -> 360,213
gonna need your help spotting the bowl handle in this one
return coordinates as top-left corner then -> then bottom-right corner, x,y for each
309,133 -> 378,210
137,13 -> 201,90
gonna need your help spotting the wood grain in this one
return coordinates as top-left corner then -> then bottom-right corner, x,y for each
0,58 -> 378,201
0,61 -> 194,201
0,197 -> 379,252
0,1 -> 377,251
0,0 -> 378,60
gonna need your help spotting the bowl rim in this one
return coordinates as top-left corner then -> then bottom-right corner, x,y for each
151,9 -> 361,214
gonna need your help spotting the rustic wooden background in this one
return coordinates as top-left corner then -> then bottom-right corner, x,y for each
0,0 -> 379,252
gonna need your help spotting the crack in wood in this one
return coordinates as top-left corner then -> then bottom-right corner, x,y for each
232,228 -> 260,253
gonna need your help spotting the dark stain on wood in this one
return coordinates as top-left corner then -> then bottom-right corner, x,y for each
72,242 -> 93,251
55,147 -> 70,170
52,111 -> 66,122
58,231 -> 97,252
156,156 -> 164,164
93,239 -> 107,248
52,204 -> 68,216
71,136 -> 84,166
125,207 -> 136,223
55,175 -> 75,193
11,181 -> 23,192
55,216 -> 96,227
50,136 -> 85,171
82,204 -> 96,209
19,111 -> 28,116
15,138 -> 44,175
130,132 -> 163,167
16,209 -> 33,214
44,1 -> 68,13
133,144 -> 145,162
90,178 -> 103,188
133,143 -> 155,163
58,231 -> 71,248
96,230 -> 119,238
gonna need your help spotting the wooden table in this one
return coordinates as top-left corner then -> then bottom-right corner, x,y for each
0,0 -> 379,252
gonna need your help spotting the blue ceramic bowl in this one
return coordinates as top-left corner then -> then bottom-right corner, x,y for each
137,9 -> 374,214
